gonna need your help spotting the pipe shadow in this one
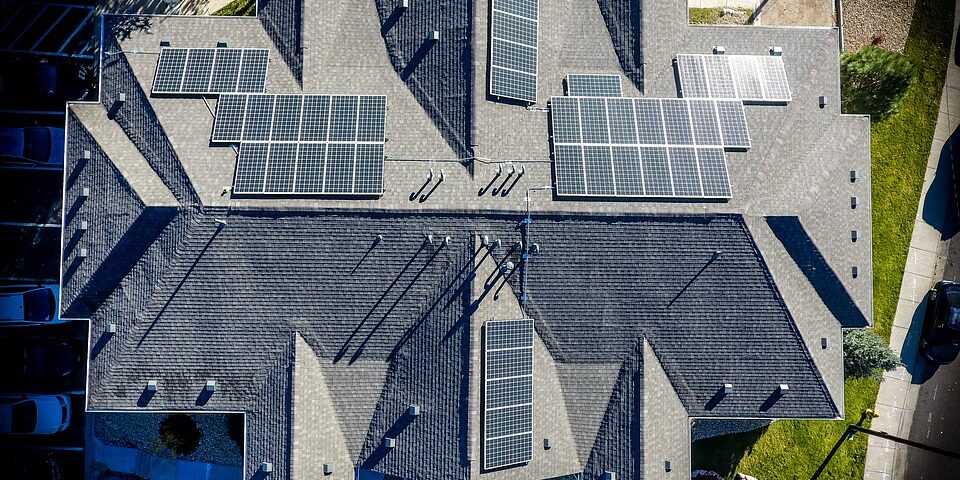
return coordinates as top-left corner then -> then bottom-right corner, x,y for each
499,172 -> 522,197
90,331 -> 112,359
400,40 -> 435,80
667,252 -> 720,307
409,177 -> 430,201
351,238 -> 381,274
380,6 -> 404,36
478,169 -> 501,196
360,414 -> 417,469
758,390 -> 785,412
195,388 -> 213,406
704,389 -> 727,411
136,387 -> 155,407
419,177 -> 442,203
491,171 -> 514,196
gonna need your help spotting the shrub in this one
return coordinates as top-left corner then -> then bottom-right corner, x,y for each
159,414 -> 201,455
841,45 -> 918,120
843,329 -> 901,380
212,0 -> 255,16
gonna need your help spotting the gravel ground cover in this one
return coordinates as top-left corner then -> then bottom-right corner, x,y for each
94,412 -> 243,466
843,0 -> 919,52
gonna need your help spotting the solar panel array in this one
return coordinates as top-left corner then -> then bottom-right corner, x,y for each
550,96 -> 748,198
489,0 -> 539,103
676,54 -> 791,103
565,74 -> 623,97
152,47 -> 269,94
212,94 -> 386,195
484,319 -> 534,471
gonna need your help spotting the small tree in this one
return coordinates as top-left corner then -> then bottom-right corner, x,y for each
843,329 -> 901,380
840,45 -> 918,120
159,414 -> 201,455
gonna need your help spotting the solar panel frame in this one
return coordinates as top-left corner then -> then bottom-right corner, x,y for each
151,47 -> 269,95
483,319 -> 534,471
489,0 -> 539,103
565,74 -> 623,97
677,53 -> 792,103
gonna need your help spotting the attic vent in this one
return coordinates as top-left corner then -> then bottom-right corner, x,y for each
850,196 -> 858,209
543,437 -> 553,450
81,150 -> 91,161
770,46 -> 783,56
323,463 -> 335,475
603,472 -> 617,480
260,462 -> 273,473
407,405 -> 421,416
401,0 -> 409,9
851,230 -> 859,242
850,170 -> 858,183
80,187 -> 90,198
821,337 -> 828,349
665,460 -> 673,472
146,380 -> 158,391
217,39 -> 228,48
778,384 -> 790,395
205,380 -> 217,392
722,383 -> 734,394
78,248 -> 88,259
713,46 -> 725,55
383,437 -> 397,448
79,221 -> 88,231
430,30 -> 440,42
160,38 -> 171,47
819,95 -> 828,108
107,323 -> 117,334
852,266 -> 859,278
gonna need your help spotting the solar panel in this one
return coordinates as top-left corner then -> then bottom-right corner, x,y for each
213,94 -> 386,195
484,319 -> 534,471
151,47 -> 269,95
676,54 -> 792,103
549,96 -> 740,199
565,74 -> 623,97
489,0 -> 539,103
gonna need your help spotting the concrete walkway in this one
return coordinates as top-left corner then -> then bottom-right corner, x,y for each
863,5 -> 960,479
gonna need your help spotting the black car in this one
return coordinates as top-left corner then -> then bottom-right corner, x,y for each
922,281 -> 960,364
0,339 -> 79,383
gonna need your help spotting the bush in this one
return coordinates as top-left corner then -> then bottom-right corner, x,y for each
212,0 -> 255,16
841,45 -> 918,120
159,414 -> 201,455
843,329 -> 901,380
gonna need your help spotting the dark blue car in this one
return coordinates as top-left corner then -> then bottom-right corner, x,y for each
922,281 -> 960,365
0,127 -> 64,168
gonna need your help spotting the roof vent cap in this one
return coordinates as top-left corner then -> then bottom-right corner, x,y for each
260,462 -> 273,473
205,380 -> 217,392
821,337 -> 828,349
444,236 -> 452,246
383,437 -> 397,448
217,39 -> 228,48
665,460 -> 673,472
160,38 -> 171,47
850,196 -> 859,209
722,383 -> 734,394
81,150 -> 91,161
481,235 -> 490,247
78,248 -> 88,258
401,0 -> 409,8
852,266 -> 860,278
323,463 -> 335,475
407,405 -> 421,416
117,93 -> 126,104
107,323 -> 117,334
850,170 -> 858,183
80,187 -> 90,198
425,234 -> 435,245
603,472 -> 617,480
146,380 -> 158,391
851,230 -> 859,242
713,46 -> 725,55
500,261 -> 515,275
514,240 -> 523,251
778,384 -> 790,395
430,30 -> 440,42
375,234 -> 384,245
79,221 -> 88,231
770,46 -> 783,56
490,238 -> 502,251
543,437 -> 553,450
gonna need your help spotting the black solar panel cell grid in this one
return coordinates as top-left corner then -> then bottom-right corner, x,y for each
703,55 -> 737,98
606,98 -> 638,144
492,10 -> 538,47
485,404 -> 533,438
583,145 -> 615,195
612,146 -> 644,196
486,348 -> 533,378
633,99 -> 666,145
357,96 -> 387,142
492,0 -> 538,20
678,55 -> 710,98
716,100 -> 750,148
233,143 -> 269,193
661,99 -> 694,145
730,56 -> 763,100
553,145 -> 586,196
241,95 -> 276,142
565,74 -> 622,97
354,144 -> 384,194
294,143 -> 325,193
270,95 -> 304,142
549,97 -> 581,144
299,95 -> 332,142
492,39 -> 537,75
181,48 -> 215,93
485,376 -> 533,409
689,99 -> 722,146
639,146 -> 673,196
323,144 -> 356,194
578,98 -> 609,144
668,147 -> 703,196
212,94 -> 247,143
237,49 -> 269,93
487,320 -> 534,350
264,143 -> 297,193
490,67 -> 538,103
210,48 -> 243,93
153,48 -> 188,93
328,96 -> 359,142
484,433 -> 533,470
757,56 -> 791,101
696,147 -> 732,197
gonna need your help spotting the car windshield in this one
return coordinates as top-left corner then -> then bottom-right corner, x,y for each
11,401 -> 37,433
22,289 -> 53,322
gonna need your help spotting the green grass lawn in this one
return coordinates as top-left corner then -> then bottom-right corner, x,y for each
691,0 -> 954,477
689,7 -> 754,25
212,0 -> 255,16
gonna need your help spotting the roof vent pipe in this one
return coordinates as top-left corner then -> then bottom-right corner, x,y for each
79,221 -> 88,231
217,39 -> 228,48
383,437 -> 397,448
665,460 -> 673,472
722,383 -> 734,394
481,235 -> 490,247
80,187 -> 90,198
490,238 -> 501,251
821,337 -> 828,349
850,196 -> 858,209
375,234 -> 384,245
603,472 -> 617,480
444,236 -> 452,246
107,323 -> 117,334
146,380 -> 158,391
514,240 -> 523,251
850,170 -> 858,183
260,462 -> 273,473
713,46 -> 725,55
401,0 -> 409,9
770,46 -> 783,56
430,30 -> 440,42
851,230 -> 859,242
81,150 -> 91,161
78,248 -> 88,259
852,266 -> 859,278
323,463 -> 335,475
160,38 -> 171,47
407,405 -> 421,416
425,234 -> 435,245
778,384 -> 790,395
543,437 -> 553,450
205,380 -> 216,392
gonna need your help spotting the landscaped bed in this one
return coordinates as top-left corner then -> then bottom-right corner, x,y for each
691,0 -> 954,477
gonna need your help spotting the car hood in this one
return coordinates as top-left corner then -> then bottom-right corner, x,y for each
32,396 -> 66,434
0,128 -> 24,157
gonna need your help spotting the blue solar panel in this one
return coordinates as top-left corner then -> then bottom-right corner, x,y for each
484,319 -> 534,471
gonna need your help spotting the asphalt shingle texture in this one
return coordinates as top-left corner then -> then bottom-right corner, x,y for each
258,0 -> 303,85
596,0 -> 644,91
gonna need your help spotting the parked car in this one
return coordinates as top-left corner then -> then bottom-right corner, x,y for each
0,340 -> 80,382
922,280 -> 960,365
0,394 -> 71,434
0,285 -> 62,327
0,127 -> 64,167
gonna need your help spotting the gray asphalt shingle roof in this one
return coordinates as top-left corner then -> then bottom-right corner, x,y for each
63,1 -> 868,478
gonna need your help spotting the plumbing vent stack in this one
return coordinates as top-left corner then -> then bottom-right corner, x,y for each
444,236 -> 452,246
430,30 -> 440,42
401,0 -> 409,8
770,46 -> 783,56
117,93 -> 126,104
81,150 -> 91,161
217,39 -> 228,47
713,46 -> 725,55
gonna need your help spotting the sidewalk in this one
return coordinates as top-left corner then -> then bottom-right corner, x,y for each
863,6 -> 960,480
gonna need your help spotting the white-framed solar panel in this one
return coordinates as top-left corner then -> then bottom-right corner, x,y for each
483,318 -> 534,471
219,94 -> 386,196
152,47 -> 269,95
564,74 -> 623,97
676,54 -> 791,103
549,96 -> 747,198
489,0 -> 539,103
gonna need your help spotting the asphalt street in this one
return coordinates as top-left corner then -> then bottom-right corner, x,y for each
902,225 -> 960,478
